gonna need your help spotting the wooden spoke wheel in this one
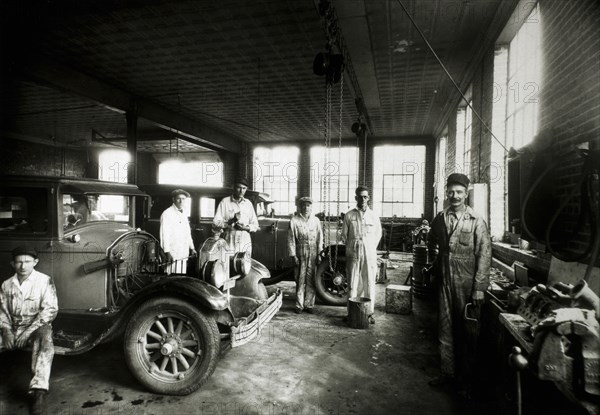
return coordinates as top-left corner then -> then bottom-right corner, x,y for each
124,297 -> 220,395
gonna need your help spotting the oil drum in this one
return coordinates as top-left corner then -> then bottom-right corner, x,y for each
411,245 -> 431,297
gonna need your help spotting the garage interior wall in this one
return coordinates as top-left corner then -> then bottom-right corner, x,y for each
437,0 -> 600,269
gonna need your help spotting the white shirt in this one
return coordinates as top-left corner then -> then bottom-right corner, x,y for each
160,205 -> 195,258
213,196 -> 258,253
0,269 -> 58,332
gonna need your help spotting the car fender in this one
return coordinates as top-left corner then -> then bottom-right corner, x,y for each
127,276 -> 229,311
96,277 -> 233,349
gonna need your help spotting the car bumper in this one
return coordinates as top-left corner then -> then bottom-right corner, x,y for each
229,288 -> 283,348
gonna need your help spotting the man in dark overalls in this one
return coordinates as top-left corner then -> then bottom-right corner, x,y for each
427,173 -> 491,398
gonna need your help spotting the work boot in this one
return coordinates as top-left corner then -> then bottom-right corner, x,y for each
304,308 -> 314,314
29,389 -> 47,415
294,308 -> 302,314
368,315 -> 375,324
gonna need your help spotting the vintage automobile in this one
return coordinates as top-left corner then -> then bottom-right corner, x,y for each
0,175 -> 282,395
139,184 -> 350,306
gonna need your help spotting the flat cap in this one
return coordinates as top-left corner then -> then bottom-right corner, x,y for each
446,173 -> 470,189
234,177 -> 249,187
298,196 -> 313,204
12,246 -> 38,259
171,189 -> 190,198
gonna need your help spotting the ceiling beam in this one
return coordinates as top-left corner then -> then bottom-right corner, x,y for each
18,55 -> 242,153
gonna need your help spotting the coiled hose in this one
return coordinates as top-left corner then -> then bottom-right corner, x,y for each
521,148 -> 600,282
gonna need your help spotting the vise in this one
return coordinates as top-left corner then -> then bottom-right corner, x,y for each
531,308 -> 600,404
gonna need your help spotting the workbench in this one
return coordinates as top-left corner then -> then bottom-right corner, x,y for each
498,313 -> 534,353
497,312 -> 597,415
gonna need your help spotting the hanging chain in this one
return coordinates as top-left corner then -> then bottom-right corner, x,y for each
332,74 -> 344,269
322,80 -> 332,261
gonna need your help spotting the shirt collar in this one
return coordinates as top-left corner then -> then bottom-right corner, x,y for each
444,205 -> 472,220
230,195 -> 246,203
11,270 -> 39,288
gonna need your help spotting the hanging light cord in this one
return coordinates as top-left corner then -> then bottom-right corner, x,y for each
396,0 -> 508,153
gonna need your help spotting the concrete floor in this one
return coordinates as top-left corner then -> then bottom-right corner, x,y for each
1,257 -> 494,415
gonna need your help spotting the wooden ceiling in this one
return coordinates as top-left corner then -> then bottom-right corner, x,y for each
0,0 -> 515,154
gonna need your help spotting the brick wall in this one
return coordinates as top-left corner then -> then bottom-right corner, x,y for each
536,0 -> 599,259
436,0 -> 600,268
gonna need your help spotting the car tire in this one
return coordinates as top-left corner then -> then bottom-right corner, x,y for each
123,296 -> 220,395
315,257 -> 349,306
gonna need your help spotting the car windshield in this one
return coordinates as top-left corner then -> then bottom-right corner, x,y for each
62,193 -> 130,230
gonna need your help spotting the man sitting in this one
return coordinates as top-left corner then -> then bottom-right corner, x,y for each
0,246 -> 58,415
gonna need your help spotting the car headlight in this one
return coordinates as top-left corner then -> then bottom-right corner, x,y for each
230,251 -> 251,277
202,260 -> 227,288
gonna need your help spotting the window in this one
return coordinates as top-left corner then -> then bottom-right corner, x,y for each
463,103 -> 473,173
0,188 -> 48,234
158,160 -> 223,187
62,193 -> 130,229
435,136 -> 447,213
199,197 -> 216,219
310,146 -> 359,215
505,4 -> 541,150
373,145 -> 426,217
253,146 -> 299,215
490,3 -> 541,238
454,89 -> 472,175
99,149 -> 131,183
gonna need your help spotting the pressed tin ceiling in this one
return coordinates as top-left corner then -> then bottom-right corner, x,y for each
0,0 -> 511,154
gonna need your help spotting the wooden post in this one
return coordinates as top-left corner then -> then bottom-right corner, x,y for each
347,297 -> 371,329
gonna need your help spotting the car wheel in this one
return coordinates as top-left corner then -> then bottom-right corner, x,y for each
123,297 -> 220,395
315,257 -> 349,306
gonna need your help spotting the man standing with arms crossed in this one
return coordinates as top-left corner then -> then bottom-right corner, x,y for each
341,186 -> 382,324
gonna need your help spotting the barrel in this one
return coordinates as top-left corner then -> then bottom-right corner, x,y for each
347,297 -> 371,329
411,245 -> 432,298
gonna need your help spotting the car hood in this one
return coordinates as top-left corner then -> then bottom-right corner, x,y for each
64,222 -> 139,249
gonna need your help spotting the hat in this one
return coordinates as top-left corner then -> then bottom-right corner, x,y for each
12,246 -> 38,259
234,177 -> 250,187
298,196 -> 313,204
171,189 -> 190,198
446,173 -> 470,189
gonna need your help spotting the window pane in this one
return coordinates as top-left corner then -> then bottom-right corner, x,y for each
373,145 -> 425,217
62,193 -> 130,230
200,197 -> 216,218
505,4 -> 541,149
99,149 -> 131,183
158,161 -> 223,187
310,147 -> 359,215
253,146 -> 299,215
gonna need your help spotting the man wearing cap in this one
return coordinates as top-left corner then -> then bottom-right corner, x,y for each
426,173 -> 491,397
213,177 -> 259,255
341,186 -> 382,324
160,189 -> 197,274
287,196 -> 323,314
0,246 -> 58,414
